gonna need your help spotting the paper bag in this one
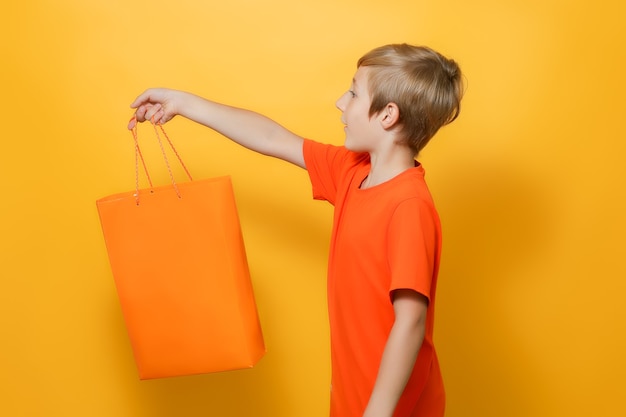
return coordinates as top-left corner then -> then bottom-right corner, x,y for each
96,123 -> 265,379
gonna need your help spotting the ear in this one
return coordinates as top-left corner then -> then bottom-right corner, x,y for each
379,102 -> 400,130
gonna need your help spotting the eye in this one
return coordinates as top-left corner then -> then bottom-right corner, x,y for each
349,90 -> 356,98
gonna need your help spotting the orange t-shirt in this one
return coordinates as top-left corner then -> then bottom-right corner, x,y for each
303,139 -> 445,417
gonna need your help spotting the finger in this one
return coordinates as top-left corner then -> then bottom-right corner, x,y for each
130,92 -> 146,109
130,89 -> 155,109
130,88 -> 165,109
144,103 -> 162,123
151,109 -> 165,125
127,116 -> 137,130
134,104 -> 148,122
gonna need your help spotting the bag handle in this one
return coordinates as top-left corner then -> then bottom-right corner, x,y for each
129,116 -> 193,205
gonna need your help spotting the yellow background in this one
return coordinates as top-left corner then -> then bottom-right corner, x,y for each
1,0 -> 624,416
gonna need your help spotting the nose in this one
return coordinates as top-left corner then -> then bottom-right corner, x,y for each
336,91 -> 349,112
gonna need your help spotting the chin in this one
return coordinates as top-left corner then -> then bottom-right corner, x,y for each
343,138 -> 357,151
344,142 -> 366,153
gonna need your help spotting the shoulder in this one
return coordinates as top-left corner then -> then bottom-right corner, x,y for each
381,166 -> 440,227
303,139 -> 369,172
385,165 -> 435,204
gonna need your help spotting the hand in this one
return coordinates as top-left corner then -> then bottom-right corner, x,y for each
128,88 -> 182,129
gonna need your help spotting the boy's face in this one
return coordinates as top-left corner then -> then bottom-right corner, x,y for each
336,66 -> 382,152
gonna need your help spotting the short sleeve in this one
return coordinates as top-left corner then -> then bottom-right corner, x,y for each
303,139 -> 351,204
387,197 -> 440,301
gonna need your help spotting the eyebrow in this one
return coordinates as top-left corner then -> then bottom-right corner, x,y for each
352,78 -> 358,90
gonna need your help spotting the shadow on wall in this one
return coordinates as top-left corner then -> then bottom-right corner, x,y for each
437,153 -> 559,415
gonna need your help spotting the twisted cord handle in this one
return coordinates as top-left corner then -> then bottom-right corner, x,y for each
129,117 -> 193,205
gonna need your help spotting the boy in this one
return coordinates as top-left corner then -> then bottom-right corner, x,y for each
129,43 -> 463,417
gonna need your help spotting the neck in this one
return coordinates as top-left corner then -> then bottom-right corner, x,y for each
361,147 -> 416,189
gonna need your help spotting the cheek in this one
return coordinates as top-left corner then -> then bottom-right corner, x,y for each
345,105 -> 362,122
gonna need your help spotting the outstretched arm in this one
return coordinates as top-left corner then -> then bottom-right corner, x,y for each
363,289 -> 428,417
129,89 -> 305,168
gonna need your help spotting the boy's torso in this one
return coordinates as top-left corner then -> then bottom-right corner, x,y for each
302,141 -> 444,417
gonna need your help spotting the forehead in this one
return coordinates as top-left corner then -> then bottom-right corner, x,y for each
352,66 -> 371,92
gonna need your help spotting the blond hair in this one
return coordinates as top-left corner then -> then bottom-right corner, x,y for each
358,44 -> 464,154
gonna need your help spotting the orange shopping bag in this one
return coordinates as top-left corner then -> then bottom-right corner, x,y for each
96,121 -> 265,379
